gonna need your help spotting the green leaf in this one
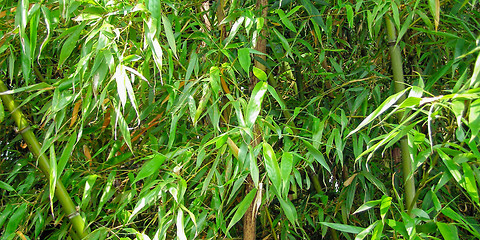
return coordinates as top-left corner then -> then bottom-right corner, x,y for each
380,195 -> 392,220
346,4 -> 354,28
59,23 -> 86,67
348,88 -> 409,137
245,81 -> 268,128
355,220 -> 378,240
371,221 -> 384,239
162,15 -> 177,57
58,132 -> 76,176
134,154 -> 167,183
263,142 -> 282,192
0,98 -> 4,123
276,9 -> 296,32
302,139 -> 331,173
5,203 -> 28,237
320,222 -> 365,234
267,85 -> 286,110
252,67 -> 267,81
462,162 -> 479,206
177,209 -> 187,240
81,174 -> 98,210
353,199 -> 381,215
278,195 -> 298,225
469,99 -> 480,140
224,16 -> 244,47
0,181 -> 14,191
437,222 -> 459,240
281,152 -> 293,186
115,106 -> 132,152
238,48 -> 251,73
226,188 -> 257,232
272,27 -> 292,57
129,184 -> 164,223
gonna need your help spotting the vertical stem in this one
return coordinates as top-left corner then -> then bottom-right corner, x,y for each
0,80 -> 87,238
243,0 -> 268,239
385,15 -> 416,213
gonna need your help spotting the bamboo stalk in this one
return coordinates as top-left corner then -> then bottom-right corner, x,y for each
0,79 -> 87,238
385,15 -> 416,213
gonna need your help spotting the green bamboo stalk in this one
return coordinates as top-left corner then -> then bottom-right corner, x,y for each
385,15 -> 416,213
0,79 -> 87,238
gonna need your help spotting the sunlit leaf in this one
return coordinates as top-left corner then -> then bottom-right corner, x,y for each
252,67 -> 267,81
437,222 -> 459,240
348,88 -> 409,137
177,209 -> 187,240
162,15 -> 177,57
353,199 -> 381,215
320,222 -> 364,234
263,142 -> 282,192
245,81 -> 268,128
238,48 -> 251,73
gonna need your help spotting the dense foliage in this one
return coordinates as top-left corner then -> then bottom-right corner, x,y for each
1,0 -> 480,239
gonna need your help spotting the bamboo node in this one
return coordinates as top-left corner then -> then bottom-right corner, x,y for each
15,126 -> 30,134
67,211 -> 80,219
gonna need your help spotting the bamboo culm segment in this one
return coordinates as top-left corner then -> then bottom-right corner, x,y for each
0,79 -> 87,238
385,15 -> 417,213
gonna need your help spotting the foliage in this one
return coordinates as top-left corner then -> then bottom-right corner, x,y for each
0,0 -> 479,239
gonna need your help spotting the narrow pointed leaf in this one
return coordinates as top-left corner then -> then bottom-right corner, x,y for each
226,188 -> 257,232
245,81 -> 268,128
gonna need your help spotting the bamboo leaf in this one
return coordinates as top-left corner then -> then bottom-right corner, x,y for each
59,23 -> 86,67
263,142 -> 282,192
5,203 -> 28,237
380,195 -> 392,220
355,220 -> 378,240
177,209 -> 187,240
0,181 -> 14,191
302,139 -> 331,173
469,99 -> 480,140
58,132 -> 76,178
226,188 -> 257,232
348,88 -> 409,137
437,222 -> 460,240
245,81 -> 268,128
346,4 -> 354,28
278,195 -> 297,225
353,199 -> 381,215
238,48 -> 251,73
276,9 -> 296,32
281,152 -> 293,187
462,163 -> 479,206
162,15 -> 177,57
225,16 -> 244,47
115,106 -> 132,152
81,175 -> 98,210
134,154 -> 167,183
320,222 -> 364,234
252,67 -> 267,81
267,85 -> 286,110
128,183 -> 163,222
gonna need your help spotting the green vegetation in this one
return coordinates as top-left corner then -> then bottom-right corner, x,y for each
1,0 -> 479,239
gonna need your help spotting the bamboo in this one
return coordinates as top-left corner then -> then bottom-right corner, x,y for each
385,16 -> 416,213
0,80 -> 87,238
